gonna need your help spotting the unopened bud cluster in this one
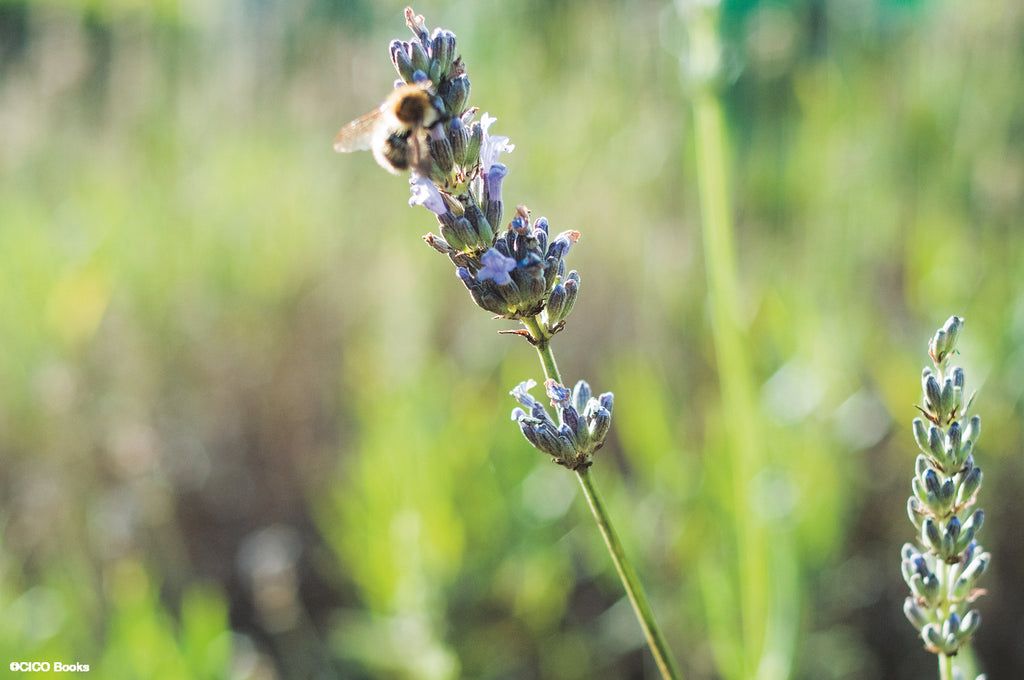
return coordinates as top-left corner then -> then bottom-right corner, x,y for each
902,316 -> 989,663
510,379 -> 614,471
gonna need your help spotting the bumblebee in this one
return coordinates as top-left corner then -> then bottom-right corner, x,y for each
333,82 -> 443,175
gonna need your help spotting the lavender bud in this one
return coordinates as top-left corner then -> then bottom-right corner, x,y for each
951,365 -> 965,389
538,428 -> 569,460
562,405 -> 580,436
430,28 -> 456,76
498,277 -> 525,307
545,282 -> 567,322
523,266 -> 548,305
907,497 -> 926,531
960,551 -> 990,586
940,477 -> 956,505
955,465 -> 982,507
960,609 -> 981,636
940,378 -> 956,422
951,572 -> 971,602
465,120 -> 483,166
942,612 -> 962,639
458,267 -> 508,316
463,202 -> 493,246
912,571 -> 940,605
962,509 -> 984,536
518,421 -> 546,451
550,273 -> 578,323
904,598 -> 930,631
930,329 -> 949,363
962,415 -> 981,446
439,216 -> 474,251
961,539 -> 978,565
547,230 -> 578,261
954,437 -> 974,468
923,372 -> 942,414
390,40 -> 417,82
556,422 -> 578,451
954,521 -> 978,555
408,40 -> 431,75
923,518 -> 942,553
543,257 -> 562,293
944,515 -> 962,544
935,316 -> 964,359
923,623 -> 944,652
905,544 -> 921,581
946,420 -> 962,457
440,74 -> 471,116
428,59 -> 442,86
589,408 -> 612,446
448,117 -> 469,166
927,424 -> 944,459
484,163 -> 508,230
912,475 -> 928,505
571,381 -> 592,411
429,125 -> 454,172
913,418 -> 930,455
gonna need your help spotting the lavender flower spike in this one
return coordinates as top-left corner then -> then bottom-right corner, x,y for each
901,316 -> 990,679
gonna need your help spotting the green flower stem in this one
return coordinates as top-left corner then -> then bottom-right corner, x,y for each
937,561 -> 951,680
521,315 -> 560,382
935,560 -> 955,680
939,653 -> 954,680
524,313 -> 683,680
576,467 -> 684,680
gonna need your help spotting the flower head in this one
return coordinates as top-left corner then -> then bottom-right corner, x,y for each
510,379 -> 613,470
454,210 -> 581,324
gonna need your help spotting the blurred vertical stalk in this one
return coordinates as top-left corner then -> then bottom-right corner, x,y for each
681,2 -> 795,678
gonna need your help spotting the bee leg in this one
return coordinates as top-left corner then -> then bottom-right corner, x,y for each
411,132 -> 437,178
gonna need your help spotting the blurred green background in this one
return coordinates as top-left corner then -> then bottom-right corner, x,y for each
1,0 -> 1022,678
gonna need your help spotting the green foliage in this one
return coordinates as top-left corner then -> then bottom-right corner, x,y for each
0,548 -> 230,679
99,564 -> 231,679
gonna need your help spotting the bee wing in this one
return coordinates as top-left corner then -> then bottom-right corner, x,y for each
333,107 -> 382,153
